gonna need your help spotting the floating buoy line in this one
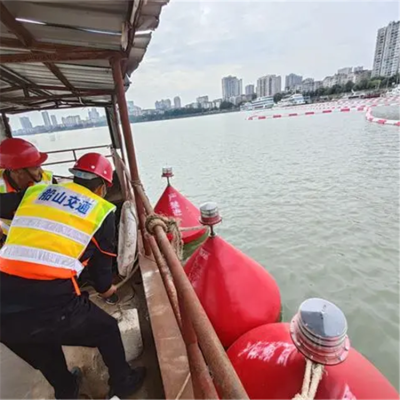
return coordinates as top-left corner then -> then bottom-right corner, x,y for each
246,96 -> 400,123
365,106 -> 400,126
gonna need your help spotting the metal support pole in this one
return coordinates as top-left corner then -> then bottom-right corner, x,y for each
135,184 -> 249,400
112,97 -> 127,163
1,113 -> 12,138
110,56 -> 151,255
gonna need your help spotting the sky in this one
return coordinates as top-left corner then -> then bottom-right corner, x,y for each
8,0 -> 399,129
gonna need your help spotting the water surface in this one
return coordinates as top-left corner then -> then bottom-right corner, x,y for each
3,109 -> 399,394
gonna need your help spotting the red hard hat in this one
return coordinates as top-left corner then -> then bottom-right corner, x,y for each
0,138 -> 48,169
70,153 -> 113,186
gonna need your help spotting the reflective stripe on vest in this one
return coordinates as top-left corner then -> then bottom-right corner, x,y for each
0,182 -> 116,280
0,169 -> 54,235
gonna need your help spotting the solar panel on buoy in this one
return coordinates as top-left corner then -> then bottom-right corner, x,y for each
154,167 -> 206,244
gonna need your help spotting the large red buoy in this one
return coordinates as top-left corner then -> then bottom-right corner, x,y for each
154,167 -> 207,244
184,202 -> 281,348
227,298 -> 399,399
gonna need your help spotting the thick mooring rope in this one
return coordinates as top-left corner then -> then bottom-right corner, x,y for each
292,359 -> 324,400
145,214 -> 183,260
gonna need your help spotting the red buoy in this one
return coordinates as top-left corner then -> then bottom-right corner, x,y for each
184,203 -> 281,348
154,167 -> 207,244
227,299 -> 399,399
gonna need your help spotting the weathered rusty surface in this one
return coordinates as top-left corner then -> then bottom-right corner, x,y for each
148,235 -> 218,399
178,298 -> 219,400
148,236 -> 181,325
111,57 -> 151,256
135,184 -> 249,400
139,250 -> 194,399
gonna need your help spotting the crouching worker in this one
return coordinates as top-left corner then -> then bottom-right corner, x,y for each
0,153 -> 145,399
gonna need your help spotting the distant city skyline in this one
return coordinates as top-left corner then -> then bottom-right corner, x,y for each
7,3 -> 399,129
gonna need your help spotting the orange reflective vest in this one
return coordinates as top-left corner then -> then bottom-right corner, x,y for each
0,182 -> 116,292
0,169 -> 53,235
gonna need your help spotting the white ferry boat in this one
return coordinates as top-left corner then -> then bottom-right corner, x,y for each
242,96 -> 274,111
277,93 -> 306,107
386,85 -> 400,97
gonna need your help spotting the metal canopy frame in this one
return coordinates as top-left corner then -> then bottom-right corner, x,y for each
0,0 -> 167,114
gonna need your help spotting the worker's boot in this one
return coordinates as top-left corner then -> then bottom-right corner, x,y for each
55,367 -> 82,399
109,366 -> 146,398
70,367 -> 83,398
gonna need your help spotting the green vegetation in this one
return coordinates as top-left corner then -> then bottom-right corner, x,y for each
129,104 -> 237,123
300,73 -> 399,99
273,93 -> 284,103
220,101 -> 235,110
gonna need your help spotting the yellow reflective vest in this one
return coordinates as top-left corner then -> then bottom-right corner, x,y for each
0,169 -> 53,235
0,182 -> 116,282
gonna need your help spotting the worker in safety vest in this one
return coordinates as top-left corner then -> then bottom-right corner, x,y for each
0,153 -> 145,399
0,138 -> 55,237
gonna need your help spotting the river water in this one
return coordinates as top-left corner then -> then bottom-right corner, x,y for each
2,107 -> 400,393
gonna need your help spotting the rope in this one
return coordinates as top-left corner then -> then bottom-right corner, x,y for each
292,360 -> 324,400
145,214 -> 183,260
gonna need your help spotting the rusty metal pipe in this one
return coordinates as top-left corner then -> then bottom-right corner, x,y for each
147,235 -> 181,325
110,57 -> 151,256
148,236 -> 218,399
179,296 -> 219,400
135,184 -> 249,400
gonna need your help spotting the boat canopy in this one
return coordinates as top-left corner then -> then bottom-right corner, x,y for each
0,0 -> 168,114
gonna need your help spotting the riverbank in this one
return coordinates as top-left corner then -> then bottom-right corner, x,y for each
14,108 -> 240,136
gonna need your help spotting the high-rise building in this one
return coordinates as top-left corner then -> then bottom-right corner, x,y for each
285,73 -> 303,91
338,67 -> 352,75
372,21 -> 400,78
322,76 -> 334,88
42,111 -> 51,127
88,108 -> 100,121
196,96 -> 209,106
155,99 -> 172,110
174,96 -> 181,109
256,75 -> 282,97
50,115 -> 58,126
20,116 -> 33,130
245,84 -> 255,95
62,115 -> 81,127
221,76 -> 242,99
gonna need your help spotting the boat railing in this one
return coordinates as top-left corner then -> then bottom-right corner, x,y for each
113,151 -> 249,400
43,144 -> 112,167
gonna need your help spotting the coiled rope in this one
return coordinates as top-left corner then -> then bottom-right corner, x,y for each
292,359 -> 324,400
145,214 -> 183,260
